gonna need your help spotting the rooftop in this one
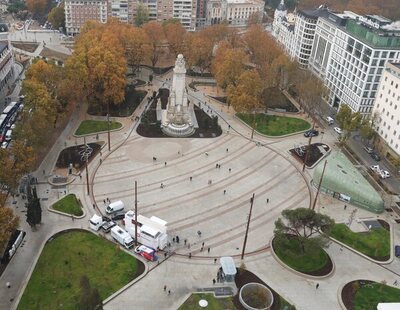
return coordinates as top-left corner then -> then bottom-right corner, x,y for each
391,62 -> 400,69
298,5 -> 330,19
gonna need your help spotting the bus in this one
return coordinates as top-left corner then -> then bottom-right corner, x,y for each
2,101 -> 18,116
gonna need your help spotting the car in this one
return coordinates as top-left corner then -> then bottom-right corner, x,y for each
111,211 -> 126,221
326,116 -> 334,125
370,152 -> 381,161
304,129 -> 319,137
334,127 -> 342,134
101,220 -> 116,233
369,165 -> 380,172
363,146 -> 374,154
379,170 -> 390,179
134,245 -> 157,261
1,141 -> 8,149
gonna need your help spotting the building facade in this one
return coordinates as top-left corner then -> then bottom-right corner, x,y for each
372,62 -> 400,158
0,24 -> 14,107
156,0 -> 197,30
65,0 -> 108,35
206,0 -> 263,27
140,0 -> 158,20
108,0 -> 135,24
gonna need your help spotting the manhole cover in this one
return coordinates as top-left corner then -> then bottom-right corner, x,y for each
199,300 -> 208,307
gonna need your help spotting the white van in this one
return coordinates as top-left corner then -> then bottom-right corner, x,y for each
326,116 -> 334,125
106,200 -> 124,214
5,129 -> 12,141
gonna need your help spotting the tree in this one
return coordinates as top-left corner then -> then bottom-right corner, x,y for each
7,0 -> 26,14
0,141 -> 35,197
212,44 -> 246,89
185,32 -> 214,74
142,21 -> 165,67
0,206 -> 19,257
163,22 -> 186,57
359,112 -> 379,146
79,275 -> 103,310
48,5 -> 65,30
135,4 -> 149,27
274,208 -> 335,254
227,70 -> 263,113
336,104 -> 362,142
26,186 -> 42,228
66,21 -> 127,112
26,0 -> 49,17
295,71 -> 327,117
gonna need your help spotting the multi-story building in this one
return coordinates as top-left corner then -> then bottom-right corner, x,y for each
372,62 -> 400,159
108,0 -> 134,24
157,0 -> 197,30
196,0 -> 207,28
65,0 -> 108,35
0,24 -> 14,107
140,0 -> 158,20
206,0 -> 264,27
273,2 -> 330,68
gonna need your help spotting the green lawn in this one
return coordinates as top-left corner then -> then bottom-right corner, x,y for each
18,231 -> 141,310
273,237 -> 329,273
354,282 -> 400,309
52,194 -> 83,216
179,293 -> 235,309
75,120 -> 122,135
236,113 -> 310,136
330,224 -> 390,260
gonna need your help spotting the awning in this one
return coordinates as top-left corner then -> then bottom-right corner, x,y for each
220,257 -> 237,275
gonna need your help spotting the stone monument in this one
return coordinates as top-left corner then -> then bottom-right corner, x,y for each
160,54 -> 196,137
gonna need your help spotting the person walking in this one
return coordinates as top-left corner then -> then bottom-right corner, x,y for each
316,283 -> 319,289
168,290 -> 171,295
214,258 -> 217,263
189,253 -> 192,259
164,285 -> 167,292
344,205 -> 347,210
197,230 -> 202,237
226,148 -> 228,152
208,247 -> 210,253
6,282 -> 11,288
266,198 -> 269,203
213,279 -> 216,285
223,190 -> 226,195
93,204 -> 96,209
165,162 -> 167,166
229,168 -> 231,173
190,176 -> 192,181
202,242 -> 205,247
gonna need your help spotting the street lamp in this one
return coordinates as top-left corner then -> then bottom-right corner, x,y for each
107,102 -> 111,151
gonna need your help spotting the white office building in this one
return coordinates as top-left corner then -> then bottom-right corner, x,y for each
272,1 -> 330,68
308,12 -> 400,116
372,62 -> 400,158
206,0 -> 264,27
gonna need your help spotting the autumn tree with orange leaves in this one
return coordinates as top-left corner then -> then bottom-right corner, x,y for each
142,21 -> 165,67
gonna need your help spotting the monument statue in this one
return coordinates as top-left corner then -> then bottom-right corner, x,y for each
160,54 -> 196,137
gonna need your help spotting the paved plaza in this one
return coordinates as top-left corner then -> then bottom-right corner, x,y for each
1,67 -> 400,310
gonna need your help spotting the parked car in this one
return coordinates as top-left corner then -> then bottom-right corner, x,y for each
304,129 -> 319,137
370,152 -> 381,161
101,220 -> 116,233
1,141 -> 8,149
369,165 -> 380,172
334,127 -> 342,134
326,116 -> 334,125
111,211 -> 126,221
379,170 -> 390,179
395,245 -> 400,258
363,146 -> 374,154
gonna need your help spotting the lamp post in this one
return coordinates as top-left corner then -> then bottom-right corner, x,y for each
241,193 -> 255,260
312,160 -> 327,210
107,102 -> 111,151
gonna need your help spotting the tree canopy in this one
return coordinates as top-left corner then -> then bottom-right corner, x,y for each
336,104 -> 362,142
48,5 -> 65,30
274,208 -> 335,253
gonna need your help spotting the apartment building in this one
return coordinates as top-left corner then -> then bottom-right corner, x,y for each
0,24 -> 14,107
65,0 -> 108,35
157,0 -> 197,30
140,0 -> 158,20
108,0 -> 135,23
206,0 -> 264,27
372,62 -> 400,159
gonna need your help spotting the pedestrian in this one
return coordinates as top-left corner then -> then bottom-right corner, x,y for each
164,252 -> 167,259
176,236 -> 180,243
103,199 -> 106,205
216,163 -> 218,169
165,162 -> 167,166
229,168 -> 231,173
100,158 -> 102,164
214,258 -> 217,263
208,247 -> 210,253
223,190 -> 226,195
168,242 -> 171,247
168,290 -> 171,295
160,183 -> 164,189
188,243 -> 191,249
226,148 -> 228,152
202,242 -> 205,247
93,204 -> 96,209
172,237 -> 175,243
184,239 -> 187,245
316,283 -> 319,289
228,125 -> 231,129
197,230 -> 202,237
190,176 -> 192,181
164,285 -> 167,291
43,169 -> 45,175
266,198 -> 269,203
205,152 -> 209,156
189,253 -> 192,259
213,279 -> 216,285
6,282 -> 11,288
394,280 -> 398,286
344,205 -> 347,210
79,174 -> 82,180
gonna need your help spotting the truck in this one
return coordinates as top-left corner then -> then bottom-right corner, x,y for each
111,225 -> 134,249
106,200 -> 124,214
123,211 -> 168,250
